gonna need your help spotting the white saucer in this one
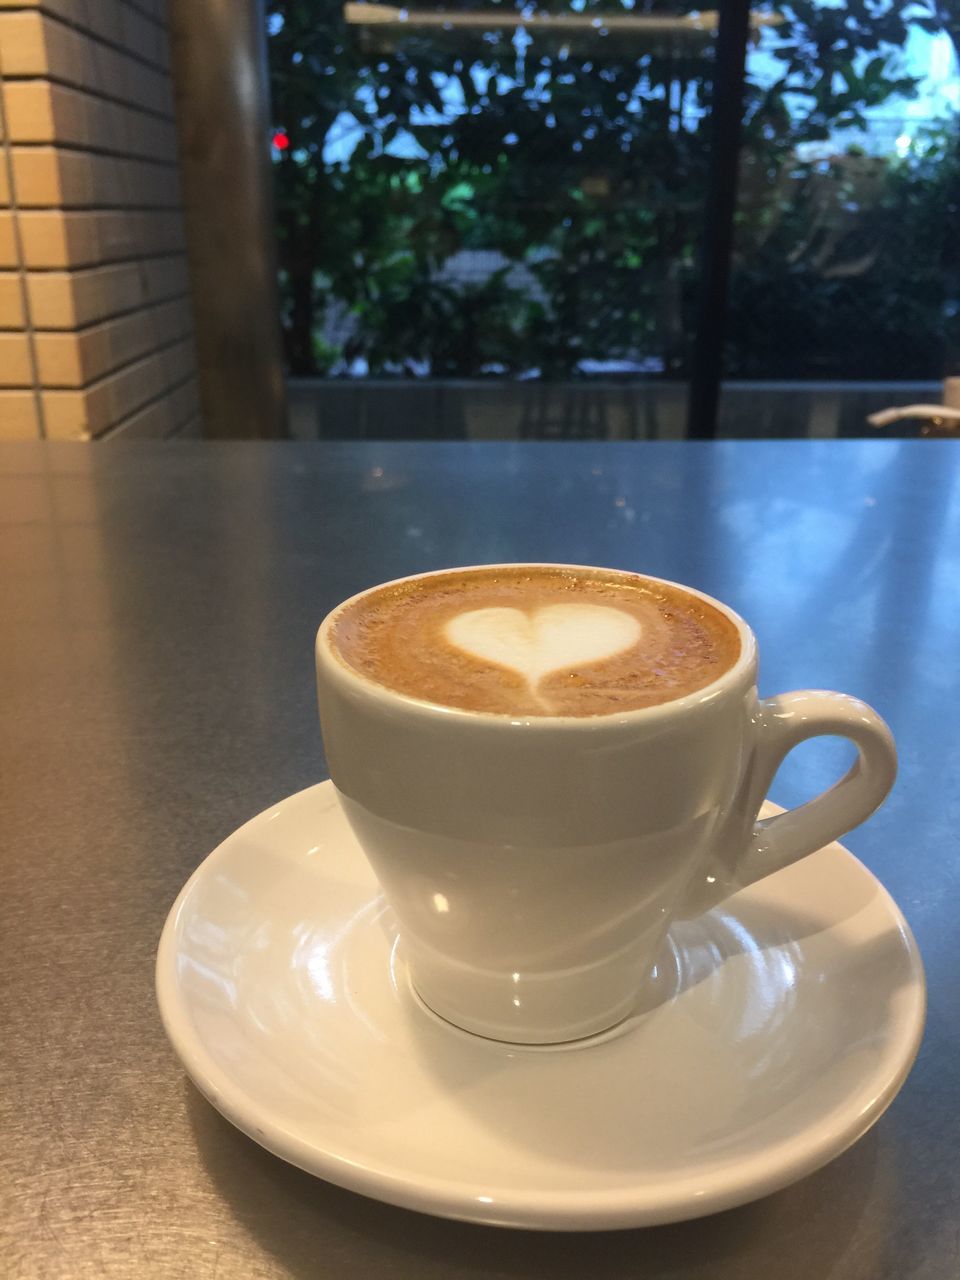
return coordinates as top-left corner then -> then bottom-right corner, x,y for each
156,782 -> 925,1231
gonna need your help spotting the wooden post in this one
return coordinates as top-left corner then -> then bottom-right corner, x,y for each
168,0 -> 286,438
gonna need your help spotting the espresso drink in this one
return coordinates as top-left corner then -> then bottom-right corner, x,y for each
330,566 -> 740,717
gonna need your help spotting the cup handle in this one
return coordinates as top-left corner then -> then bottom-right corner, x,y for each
684,690 -> 897,915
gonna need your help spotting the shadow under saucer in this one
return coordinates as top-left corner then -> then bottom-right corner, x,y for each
185,1079 -> 896,1280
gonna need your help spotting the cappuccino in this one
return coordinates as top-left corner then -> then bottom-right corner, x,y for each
329,566 -> 740,717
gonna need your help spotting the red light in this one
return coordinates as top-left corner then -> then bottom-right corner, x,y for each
273,130 -> 290,151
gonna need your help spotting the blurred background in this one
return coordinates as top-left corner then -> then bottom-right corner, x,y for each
1,0 -> 958,441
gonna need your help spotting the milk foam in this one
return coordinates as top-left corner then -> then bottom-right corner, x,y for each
333,567 -> 741,716
445,604 -> 642,689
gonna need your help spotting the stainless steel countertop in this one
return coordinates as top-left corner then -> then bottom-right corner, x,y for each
2,440 -> 957,1279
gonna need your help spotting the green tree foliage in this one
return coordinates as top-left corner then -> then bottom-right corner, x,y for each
267,0 -> 954,380
729,125 -> 960,378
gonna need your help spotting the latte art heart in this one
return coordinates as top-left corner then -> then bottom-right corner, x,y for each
331,566 -> 741,716
445,604 -> 642,686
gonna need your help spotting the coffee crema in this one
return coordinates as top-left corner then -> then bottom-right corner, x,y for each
329,567 -> 741,717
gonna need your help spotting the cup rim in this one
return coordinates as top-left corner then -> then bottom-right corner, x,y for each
316,563 -> 757,728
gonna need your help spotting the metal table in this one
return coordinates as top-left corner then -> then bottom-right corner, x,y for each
2,440 -> 957,1279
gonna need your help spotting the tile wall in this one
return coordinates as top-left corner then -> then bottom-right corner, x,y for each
0,0 -> 199,439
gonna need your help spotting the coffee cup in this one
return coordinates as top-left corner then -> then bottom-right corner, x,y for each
315,564 -> 896,1045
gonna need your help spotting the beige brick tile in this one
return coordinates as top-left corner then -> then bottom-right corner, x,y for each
4,81 -> 177,159
0,213 -> 18,267
0,11 -> 172,117
18,208 -> 185,269
0,391 -> 40,439
34,295 -> 193,385
102,376 -> 198,439
0,274 -> 26,328
26,255 -> 189,327
12,147 -> 180,208
0,1 -> 170,71
0,332 -> 33,385
42,334 -> 195,438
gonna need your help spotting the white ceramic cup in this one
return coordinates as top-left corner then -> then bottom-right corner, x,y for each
316,565 -> 897,1045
